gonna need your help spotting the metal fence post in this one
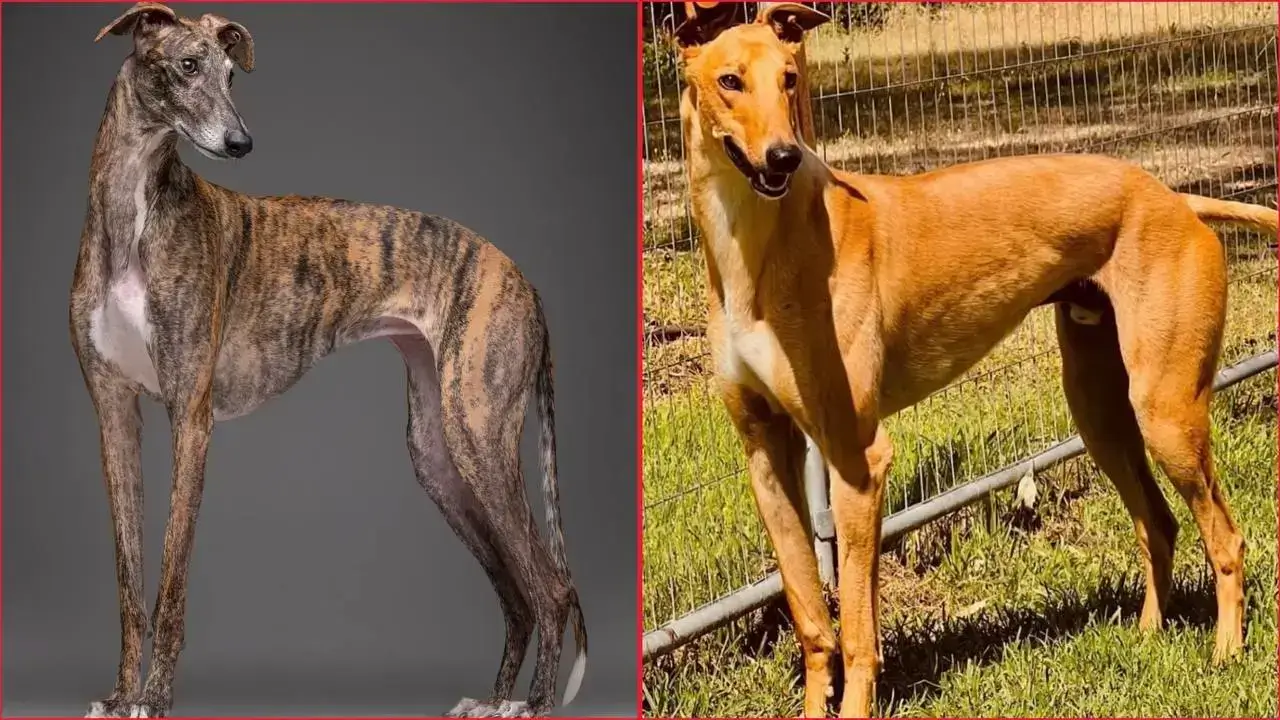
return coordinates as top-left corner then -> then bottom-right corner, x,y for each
803,435 -> 836,588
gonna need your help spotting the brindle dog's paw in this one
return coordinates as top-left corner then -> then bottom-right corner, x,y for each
123,703 -> 165,718
445,698 -> 488,717
444,697 -> 544,717
494,700 -> 537,717
86,698 -> 133,717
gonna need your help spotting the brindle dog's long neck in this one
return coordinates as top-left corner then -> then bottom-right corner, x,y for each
88,59 -> 195,274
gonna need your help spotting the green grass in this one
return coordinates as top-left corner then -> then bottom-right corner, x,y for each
644,374 -> 1278,717
643,249 -> 1277,716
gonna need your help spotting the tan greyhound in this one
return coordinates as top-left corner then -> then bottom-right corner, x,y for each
673,3 -> 1277,716
72,3 -> 586,717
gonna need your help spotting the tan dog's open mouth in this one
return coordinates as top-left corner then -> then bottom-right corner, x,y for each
723,137 -> 792,198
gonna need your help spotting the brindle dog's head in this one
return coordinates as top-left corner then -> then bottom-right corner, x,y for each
675,2 -> 829,199
97,2 -> 255,159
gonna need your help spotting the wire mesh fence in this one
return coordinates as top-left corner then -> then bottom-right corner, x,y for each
642,0 -> 1278,648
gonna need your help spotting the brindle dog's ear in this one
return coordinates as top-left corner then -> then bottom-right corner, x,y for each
94,2 -> 177,43
200,14 -> 255,73
672,2 -> 744,51
756,2 -> 830,44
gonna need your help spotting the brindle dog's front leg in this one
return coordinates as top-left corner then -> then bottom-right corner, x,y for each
83,377 -> 147,719
130,295 -> 220,718
131,383 -> 214,717
133,402 -> 211,717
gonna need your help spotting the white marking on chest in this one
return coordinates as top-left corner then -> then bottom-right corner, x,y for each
718,320 -> 780,393
89,262 -> 160,395
132,174 -> 149,244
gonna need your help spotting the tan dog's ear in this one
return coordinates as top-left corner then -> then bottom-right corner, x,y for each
672,2 -> 744,51
94,2 -> 177,43
756,2 -> 829,44
200,13 -> 255,72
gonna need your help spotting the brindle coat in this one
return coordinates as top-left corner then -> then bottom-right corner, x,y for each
70,4 -> 586,717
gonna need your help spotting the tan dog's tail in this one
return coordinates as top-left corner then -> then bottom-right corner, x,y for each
1181,193 -> 1278,235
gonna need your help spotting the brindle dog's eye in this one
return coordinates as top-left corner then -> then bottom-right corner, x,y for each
718,74 -> 744,92
180,58 -> 199,75
784,71 -> 798,90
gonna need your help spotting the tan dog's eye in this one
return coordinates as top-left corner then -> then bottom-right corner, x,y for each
718,74 -> 744,92
784,71 -> 798,90
180,58 -> 199,75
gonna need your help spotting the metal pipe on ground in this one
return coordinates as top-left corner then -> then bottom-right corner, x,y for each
642,349 -> 1277,662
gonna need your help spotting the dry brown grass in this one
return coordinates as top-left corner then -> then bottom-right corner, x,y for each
804,2 -> 1275,69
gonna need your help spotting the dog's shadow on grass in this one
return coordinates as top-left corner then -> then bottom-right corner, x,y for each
876,574 -> 1229,708
743,571 -> 1248,709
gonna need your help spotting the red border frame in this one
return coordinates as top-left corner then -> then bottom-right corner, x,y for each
0,1 -> 637,719
633,2 -> 646,719
1,1 -> 1278,719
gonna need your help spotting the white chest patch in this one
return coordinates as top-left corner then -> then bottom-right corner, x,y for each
718,318 -> 781,399
89,264 -> 160,395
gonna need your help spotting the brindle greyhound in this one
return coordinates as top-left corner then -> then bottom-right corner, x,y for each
674,3 -> 1277,717
71,3 -> 586,717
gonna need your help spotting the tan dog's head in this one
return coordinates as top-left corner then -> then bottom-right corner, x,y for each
676,2 -> 829,199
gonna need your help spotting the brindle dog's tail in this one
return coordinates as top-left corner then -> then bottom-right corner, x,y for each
533,296 -> 588,706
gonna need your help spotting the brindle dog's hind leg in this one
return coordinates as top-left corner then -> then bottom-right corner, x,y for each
82,377 -> 147,719
435,355 -> 571,719
391,334 -> 536,717
435,273 -> 578,718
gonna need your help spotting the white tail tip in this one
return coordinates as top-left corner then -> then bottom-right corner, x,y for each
561,647 -> 587,707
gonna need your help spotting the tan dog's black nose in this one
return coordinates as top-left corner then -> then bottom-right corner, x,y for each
225,130 -> 253,158
766,144 -> 802,174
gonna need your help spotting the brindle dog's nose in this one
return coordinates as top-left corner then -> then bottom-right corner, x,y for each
225,130 -> 253,158
765,144 -> 802,174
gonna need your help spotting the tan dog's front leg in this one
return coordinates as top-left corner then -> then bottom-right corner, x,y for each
829,424 -> 891,719
723,384 -> 837,718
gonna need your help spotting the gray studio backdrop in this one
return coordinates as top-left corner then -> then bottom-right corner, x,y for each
2,2 -> 637,716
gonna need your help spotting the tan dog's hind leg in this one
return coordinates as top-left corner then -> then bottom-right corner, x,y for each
724,386 -> 837,718
1135,387 -> 1244,661
1110,226 -> 1244,662
1056,305 -> 1177,630
830,425 -> 891,719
